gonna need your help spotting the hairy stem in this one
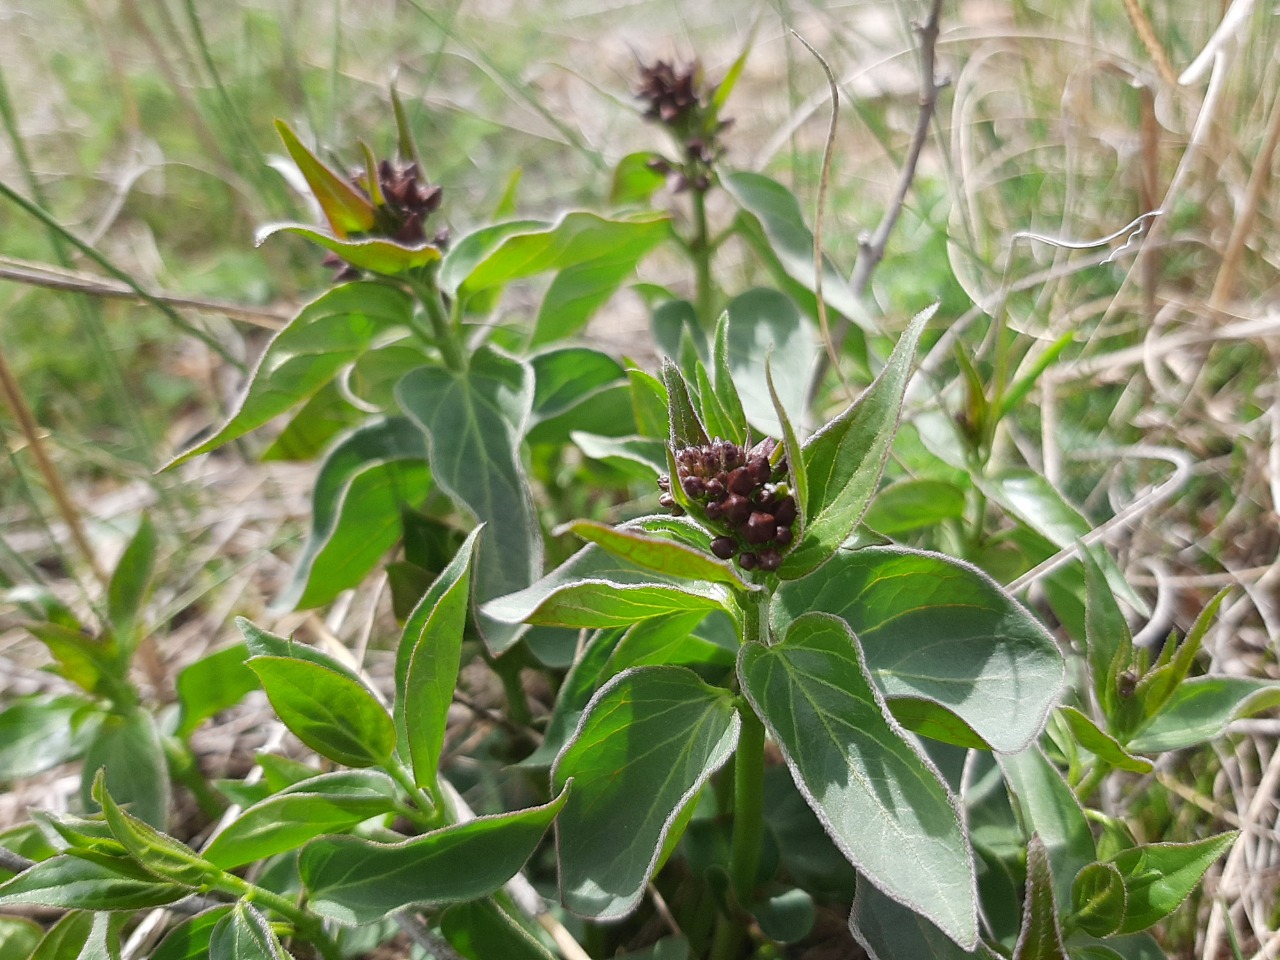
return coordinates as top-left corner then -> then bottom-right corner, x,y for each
691,186 -> 716,326
406,271 -> 466,372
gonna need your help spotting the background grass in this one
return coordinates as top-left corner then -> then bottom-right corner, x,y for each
1,0 -> 1278,956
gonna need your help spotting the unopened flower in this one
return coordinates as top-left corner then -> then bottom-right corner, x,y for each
635,58 -> 733,194
657,436 -> 795,573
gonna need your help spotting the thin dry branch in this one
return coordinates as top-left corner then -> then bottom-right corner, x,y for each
0,255 -> 289,330
849,0 -> 947,297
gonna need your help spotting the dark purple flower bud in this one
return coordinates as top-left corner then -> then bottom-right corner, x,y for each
657,475 -> 670,490
659,493 -> 676,510
710,537 -> 736,560
757,549 -> 781,572
738,552 -> 758,570
774,497 -> 797,526
774,525 -> 793,546
744,512 -> 775,544
747,455 -> 770,485
722,494 -> 751,524
755,485 -> 777,508
705,500 -> 724,520
704,478 -> 724,499
726,467 -> 754,496
681,476 -> 706,499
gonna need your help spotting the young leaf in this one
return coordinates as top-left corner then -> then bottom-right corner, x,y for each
660,359 -> 709,450
562,519 -> 754,590
80,708 -> 170,830
209,901 -> 290,959
246,657 -> 396,768
1133,587 -> 1230,715
772,546 -> 1063,753
0,916 -> 42,960
273,119 -> 375,237
1012,835 -> 1066,960
106,513 -> 156,644
237,618 -> 364,685
609,151 -> 667,207
396,347 -> 543,654
165,283 -> 413,468
202,771 -> 398,869
401,529 -> 478,788
275,417 -> 431,611
481,541 -> 732,629
724,288 -> 817,438
863,479 -> 967,535
0,855 -> 189,911
1056,707 -> 1153,773
1072,861 -> 1127,938
766,356 -> 808,530
606,611 -> 732,674
94,772 -> 211,886
1126,677 -> 1280,753
780,303 -> 935,579
553,666 -> 740,920
1111,833 -> 1236,934
0,696 -> 100,780
299,787 -> 570,925
998,747 -> 1095,911
851,881 -> 1000,960
1082,546 -> 1134,723
739,613 -> 978,950
175,645 -> 259,739
256,225 -> 443,276
709,311 -> 748,442
571,433 -> 667,476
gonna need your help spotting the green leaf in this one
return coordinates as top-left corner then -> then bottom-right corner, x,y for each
151,907 -> 232,960
571,432 -> 667,477
481,541 -> 732,629
780,303 -> 934,579
0,695 -> 99,780
553,666 -> 740,919
864,479 -> 967,535
563,519 -> 754,590
445,210 -> 669,301
442,898 -> 557,960
1126,677 -> 1280,753
998,747 -> 1095,911
739,613 -> 978,949
74,913 -> 122,960
257,222 -> 443,275
397,347 -> 542,654
1056,707 -> 1152,773
628,366 -> 670,438
273,119 -> 375,237
723,288 -> 816,437
766,354 -> 809,528
237,618 -> 364,685
24,624 -> 116,698
299,787 -> 571,925
0,916 -> 42,960
752,888 -> 815,943
610,151 -> 667,207
209,901 -> 290,959
95,773 -> 211,886
28,912 -> 94,960
0,855 -> 188,910
885,699 -> 990,750
247,656 -> 395,768
80,708 -> 170,830
980,473 -> 1147,615
165,283 -> 413,467
773,546 -> 1063,752
527,348 -> 632,444
175,645 -> 259,739
106,513 -> 156,644
607,611 -> 733,674
1111,833 -> 1235,934
1072,861 -> 1127,938
720,172 -> 867,327
532,236 -> 668,346
439,219 -> 548,299
1013,835 -> 1066,960
202,771 -> 397,869
402,529 -> 478,788
276,417 -> 431,610
259,379 -> 360,462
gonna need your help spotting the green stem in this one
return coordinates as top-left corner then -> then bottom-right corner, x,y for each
386,761 -> 445,830
1074,761 -> 1110,805
690,185 -> 715,327
729,709 -> 766,907
405,272 -> 465,372
164,738 -> 227,821
213,873 -> 341,960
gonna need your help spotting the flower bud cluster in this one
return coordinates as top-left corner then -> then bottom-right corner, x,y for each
326,159 -> 450,280
635,59 -> 732,194
658,437 -> 796,573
